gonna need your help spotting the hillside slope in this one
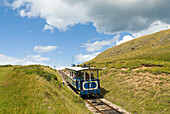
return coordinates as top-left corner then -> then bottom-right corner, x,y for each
84,30 -> 170,113
84,29 -> 170,74
0,65 -> 91,114
94,29 -> 170,62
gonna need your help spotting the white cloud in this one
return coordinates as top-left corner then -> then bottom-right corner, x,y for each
83,34 -> 119,52
0,54 -> 50,65
116,35 -> 134,45
26,55 -> 50,61
5,0 -> 170,34
43,24 -> 54,33
133,21 -> 170,38
34,45 -> 58,53
9,0 -> 88,31
75,52 -> 100,62
55,65 -> 66,70
83,20 -> 170,52
83,40 -> 111,52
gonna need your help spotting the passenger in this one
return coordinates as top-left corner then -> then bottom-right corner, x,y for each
77,78 -> 80,81
91,74 -> 94,79
76,72 -> 82,81
73,73 -> 76,79
73,76 -> 76,79
86,72 -> 89,80
71,72 -> 74,78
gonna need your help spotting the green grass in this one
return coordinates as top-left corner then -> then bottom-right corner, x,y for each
100,71 -> 170,113
0,65 -> 91,114
91,29 -> 170,62
82,29 -> 170,113
84,29 -> 170,68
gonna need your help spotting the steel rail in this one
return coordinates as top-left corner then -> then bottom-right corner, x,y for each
97,99 -> 122,114
85,100 -> 104,114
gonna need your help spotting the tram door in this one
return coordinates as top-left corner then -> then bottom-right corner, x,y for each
83,71 -> 89,93
86,71 -> 93,94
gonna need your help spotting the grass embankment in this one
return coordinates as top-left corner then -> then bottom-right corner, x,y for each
100,68 -> 170,113
83,29 -> 170,113
0,65 -> 91,114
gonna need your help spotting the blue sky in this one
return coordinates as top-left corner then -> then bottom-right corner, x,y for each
0,0 -> 170,69
0,6 -> 118,68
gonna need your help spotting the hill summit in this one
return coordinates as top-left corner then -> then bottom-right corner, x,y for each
94,29 -> 170,62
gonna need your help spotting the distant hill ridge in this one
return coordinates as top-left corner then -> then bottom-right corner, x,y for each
92,29 -> 170,62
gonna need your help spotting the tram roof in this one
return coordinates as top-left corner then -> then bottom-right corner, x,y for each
66,66 -> 101,71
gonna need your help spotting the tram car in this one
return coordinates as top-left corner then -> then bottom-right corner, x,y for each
65,66 -> 101,95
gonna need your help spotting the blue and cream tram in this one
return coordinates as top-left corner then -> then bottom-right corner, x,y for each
65,66 -> 101,95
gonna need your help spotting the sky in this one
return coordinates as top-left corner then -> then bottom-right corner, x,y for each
0,0 -> 170,69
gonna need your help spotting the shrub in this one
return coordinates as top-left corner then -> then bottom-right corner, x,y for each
14,66 -> 58,81
0,65 -> 13,67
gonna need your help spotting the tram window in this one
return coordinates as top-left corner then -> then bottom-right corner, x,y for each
85,72 -> 89,80
91,73 -> 94,79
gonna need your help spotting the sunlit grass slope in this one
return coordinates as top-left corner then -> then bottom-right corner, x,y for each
0,65 -> 91,114
100,70 -> 170,113
83,29 -> 170,113
85,29 -> 170,75
93,29 -> 170,62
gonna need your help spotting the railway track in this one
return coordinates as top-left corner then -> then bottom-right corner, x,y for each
85,98 -> 123,114
58,70 -> 128,114
58,70 -> 67,81
58,70 -> 78,95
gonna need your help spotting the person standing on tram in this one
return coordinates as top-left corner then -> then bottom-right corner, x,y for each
86,72 -> 89,80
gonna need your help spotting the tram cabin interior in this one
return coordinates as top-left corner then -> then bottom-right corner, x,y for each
65,67 -> 100,81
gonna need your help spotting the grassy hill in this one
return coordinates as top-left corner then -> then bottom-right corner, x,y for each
85,29 -> 170,75
0,65 -> 91,114
0,30 -> 169,114
84,29 -> 170,113
93,29 -> 170,62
